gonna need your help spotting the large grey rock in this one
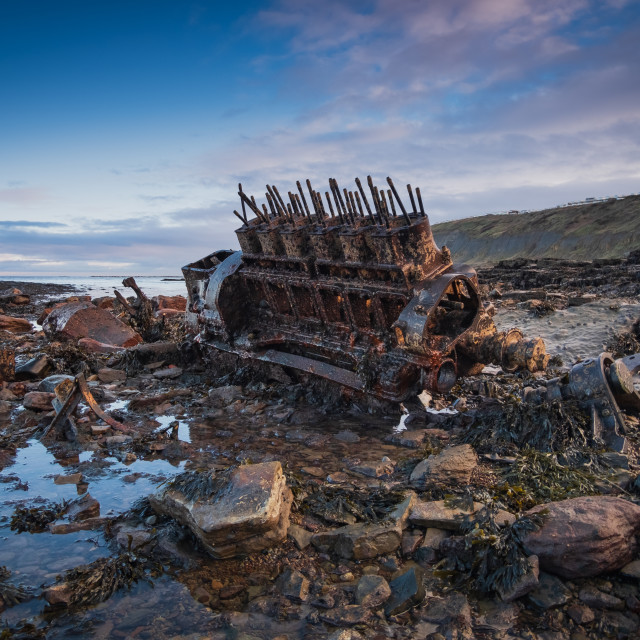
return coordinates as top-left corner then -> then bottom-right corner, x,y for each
410,444 -> 477,487
38,374 -> 75,392
311,494 -> 414,560
523,496 -> 640,578
149,461 -> 292,559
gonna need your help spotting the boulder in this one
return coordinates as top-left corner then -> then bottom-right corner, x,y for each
0,315 -> 32,334
42,301 -> 142,347
311,494 -> 414,560
410,444 -> 477,487
522,496 -> 640,578
149,461 -> 292,559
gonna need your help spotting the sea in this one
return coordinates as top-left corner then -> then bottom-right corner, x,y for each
0,275 -> 187,299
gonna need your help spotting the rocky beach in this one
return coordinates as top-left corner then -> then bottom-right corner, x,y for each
1,256 -> 640,640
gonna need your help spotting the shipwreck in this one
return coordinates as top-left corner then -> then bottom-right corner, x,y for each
183,177 -> 548,401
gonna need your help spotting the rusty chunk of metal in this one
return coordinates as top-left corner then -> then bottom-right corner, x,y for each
183,177 -> 548,402
523,352 -> 640,453
0,347 -> 15,383
42,374 -> 131,441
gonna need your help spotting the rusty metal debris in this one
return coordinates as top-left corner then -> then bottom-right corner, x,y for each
523,352 -> 640,452
42,374 -> 130,441
183,177 -> 548,402
0,347 -> 15,383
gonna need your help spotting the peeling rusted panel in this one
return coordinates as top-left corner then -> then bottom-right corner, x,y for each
183,177 -> 548,401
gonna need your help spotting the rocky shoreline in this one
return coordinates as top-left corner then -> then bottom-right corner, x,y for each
0,261 -> 639,639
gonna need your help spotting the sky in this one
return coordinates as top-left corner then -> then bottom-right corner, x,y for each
1,0 -> 639,276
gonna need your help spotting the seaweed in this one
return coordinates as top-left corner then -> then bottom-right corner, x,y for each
161,465 -> 237,503
0,566 -> 31,608
10,500 -> 68,533
463,396 -> 590,453
606,319 -> 640,358
300,486 -> 407,525
503,447 -> 600,505
434,501 -> 546,596
55,552 -> 158,608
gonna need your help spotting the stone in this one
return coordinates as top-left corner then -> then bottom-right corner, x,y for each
401,531 -> 423,556
208,384 -> 243,406
105,435 -> 132,445
320,605 -> 372,627
414,527 -> 450,565
421,593 -> 472,628
334,430 -> 360,443
410,444 -> 477,487
91,425 -> 111,436
15,355 -> 50,379
277,568 -> 309,602
527,572 -> 571,609
64,493 -> 100,521
578,585 -> 625,610
523,496 -> 640,578
42,301 -> 142,347
327,631 -> 364,640
0,315 -> 32,334
354,574 -> 391,608
600,611 -> 640,637
43,583 -> 72,606
288,524 -> 313,549
350,458 -> 394,478
23,391 -> 54,411
54,473 -> 83,485
311,494 -> 414,560
409,499 -> 479,531
385,430 -> 427,448
566,604 -> 595,624
38,374 -> 75,393
620,559 -> 640,579
153,366 -> 183,379
149,461 -> 292,559
97,368 -> 126,383
78,338 -> 125,354
114,525 -> 154,551
384,566 -> 426,616
49,517 -> 104,534
498,555 -> 539,602
474,599 -> 520,633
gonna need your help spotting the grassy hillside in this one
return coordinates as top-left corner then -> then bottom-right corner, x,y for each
432,195 -> 640,266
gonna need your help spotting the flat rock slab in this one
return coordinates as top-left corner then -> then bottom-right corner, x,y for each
43,302 -> 142,347
523,496 -> 640,578
385,566 -> 426,616
149,461 -> 292,559
311,494 -> 415,560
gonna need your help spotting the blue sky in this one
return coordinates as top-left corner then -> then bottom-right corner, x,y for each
1,0 -> 639,275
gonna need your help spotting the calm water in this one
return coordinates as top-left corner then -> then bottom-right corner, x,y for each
0,275 -> 187,299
